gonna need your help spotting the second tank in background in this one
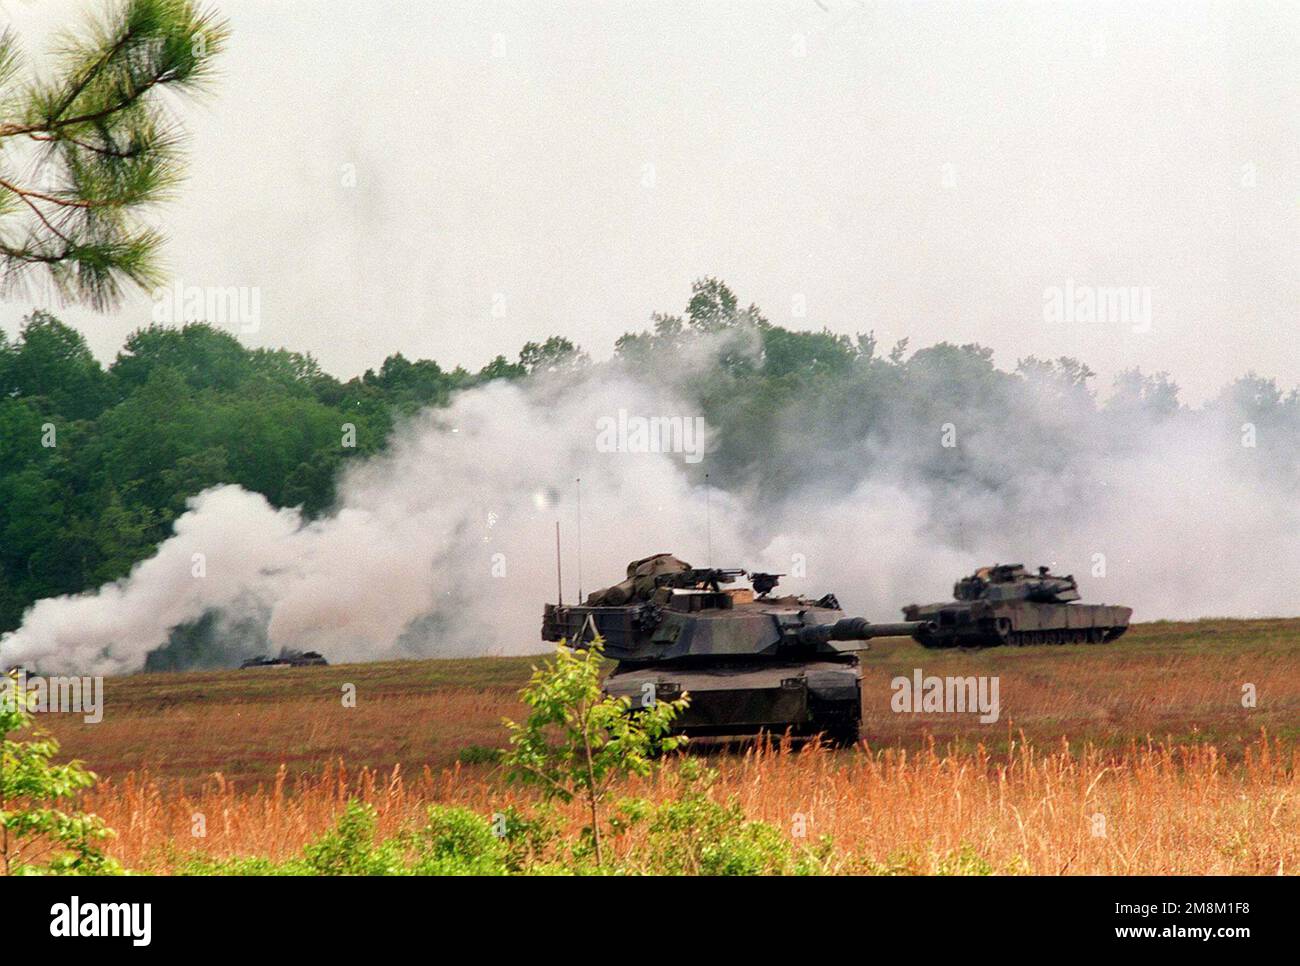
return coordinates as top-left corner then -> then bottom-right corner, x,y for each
902,564 -> 1132,648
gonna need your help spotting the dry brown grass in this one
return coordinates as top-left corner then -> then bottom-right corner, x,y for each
32,617 -> 1300,873
86,734 -> 1300,874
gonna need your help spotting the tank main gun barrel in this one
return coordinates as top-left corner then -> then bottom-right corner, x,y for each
796,618 -> 933,646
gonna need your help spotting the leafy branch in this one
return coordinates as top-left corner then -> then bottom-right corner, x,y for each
1,672 -> 122,875
0,0 -> 228,309
502,639 -> 688,867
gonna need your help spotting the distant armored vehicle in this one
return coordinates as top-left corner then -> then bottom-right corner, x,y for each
239,649 -> 329,669
542,553 -> 931,744
902,564 -> 1132,648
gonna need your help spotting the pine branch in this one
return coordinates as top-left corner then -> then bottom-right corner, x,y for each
0,1 -> 228,309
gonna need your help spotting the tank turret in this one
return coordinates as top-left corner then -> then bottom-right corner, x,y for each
953,564 -> 1080,603
904,563 -> 1131,648
542,554 -> 931,745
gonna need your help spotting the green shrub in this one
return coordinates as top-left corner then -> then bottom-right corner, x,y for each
859,843 -> 1000,876
301,801 -> 405,875
1,672 -> 122,875
180,801 -> 404,876
859,850 -> 923,876
609,763 -> 828,876
410,805 -> 507,875
629,793 -> 796,875
456,745 -> 503,766
494,804 -> 560,873
176,854 -> 308,876
177,801 -> 512,876
935,843 -> 996,876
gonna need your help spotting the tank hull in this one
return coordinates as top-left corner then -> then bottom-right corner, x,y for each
902,600 -> 1132,648
602,659 -> 862,744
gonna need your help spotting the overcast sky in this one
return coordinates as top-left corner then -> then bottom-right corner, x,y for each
2,0 -> 1296,403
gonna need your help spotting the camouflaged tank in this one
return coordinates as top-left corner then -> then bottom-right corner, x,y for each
902,563 -> 1132,648
542,553 -> 931,745
239,648 -> 329,669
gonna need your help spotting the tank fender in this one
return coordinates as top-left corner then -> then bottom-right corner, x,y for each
804,666 -> 861,703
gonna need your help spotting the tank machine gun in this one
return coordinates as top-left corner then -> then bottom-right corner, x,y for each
653,567 -> 746,592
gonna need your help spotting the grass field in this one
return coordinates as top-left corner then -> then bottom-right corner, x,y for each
32,617 -> 1300,873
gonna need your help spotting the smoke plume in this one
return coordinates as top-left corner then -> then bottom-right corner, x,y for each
3,339 -> 1298,675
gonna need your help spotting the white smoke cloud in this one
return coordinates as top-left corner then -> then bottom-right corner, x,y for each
3,354 -> 1298,676
0,375 -> 743,674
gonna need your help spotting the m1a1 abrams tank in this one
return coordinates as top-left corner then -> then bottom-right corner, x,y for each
239,648 -> 329,669
541,553 -> 931,745
902,564 -> 1132,648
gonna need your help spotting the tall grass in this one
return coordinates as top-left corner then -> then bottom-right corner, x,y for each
87,733 -> 1299,874
43,619 -> 1300,873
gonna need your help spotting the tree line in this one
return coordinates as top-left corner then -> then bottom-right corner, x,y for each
3,277 -> 1296,639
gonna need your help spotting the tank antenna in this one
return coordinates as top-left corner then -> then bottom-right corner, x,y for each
705,472 -> 712,567
575,476 -> 584,603
555,521 -> 563,607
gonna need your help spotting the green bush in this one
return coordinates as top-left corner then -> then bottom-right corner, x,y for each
934,843 -> 996,876
859,843 -> 1003,876
456,745 -> 503,766
178,800 -> 510,876
410,805 -> 507,876
493,804 -> 560,873
301,801 -> 406,875
610,763 -> 828,876
620,793 -> 797,875
176,854 -> 307,876
1,672 -> 122,875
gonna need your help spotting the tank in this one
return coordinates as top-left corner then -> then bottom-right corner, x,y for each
541,553 -> 931,745
902,563 -> 1132,648
239,648 -> 329,669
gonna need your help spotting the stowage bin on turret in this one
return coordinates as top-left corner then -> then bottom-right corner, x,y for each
902,563 -> 1132,648
542,553 -> 931,745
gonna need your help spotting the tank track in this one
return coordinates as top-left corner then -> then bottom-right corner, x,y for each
1003,626 -> 1128,646
919,625 -> 1129,648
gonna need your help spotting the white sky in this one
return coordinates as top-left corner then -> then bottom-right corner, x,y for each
2,0 -> 1296,403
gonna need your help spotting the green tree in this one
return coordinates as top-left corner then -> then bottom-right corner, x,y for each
502,639 -> 688,867
614,312 -> 687,363
1015,355 -> 1097,401
518,336 -> 588,375
113,323 -> 252,392
361,353 -> 460,411
0,0 -> 228,308
0,673 -> 122,874
3,311 -> 113,419
760,326 -> 856,379
686,276 -> 766,332
1108,368 -> 1180,419
473,353 -> 527,383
